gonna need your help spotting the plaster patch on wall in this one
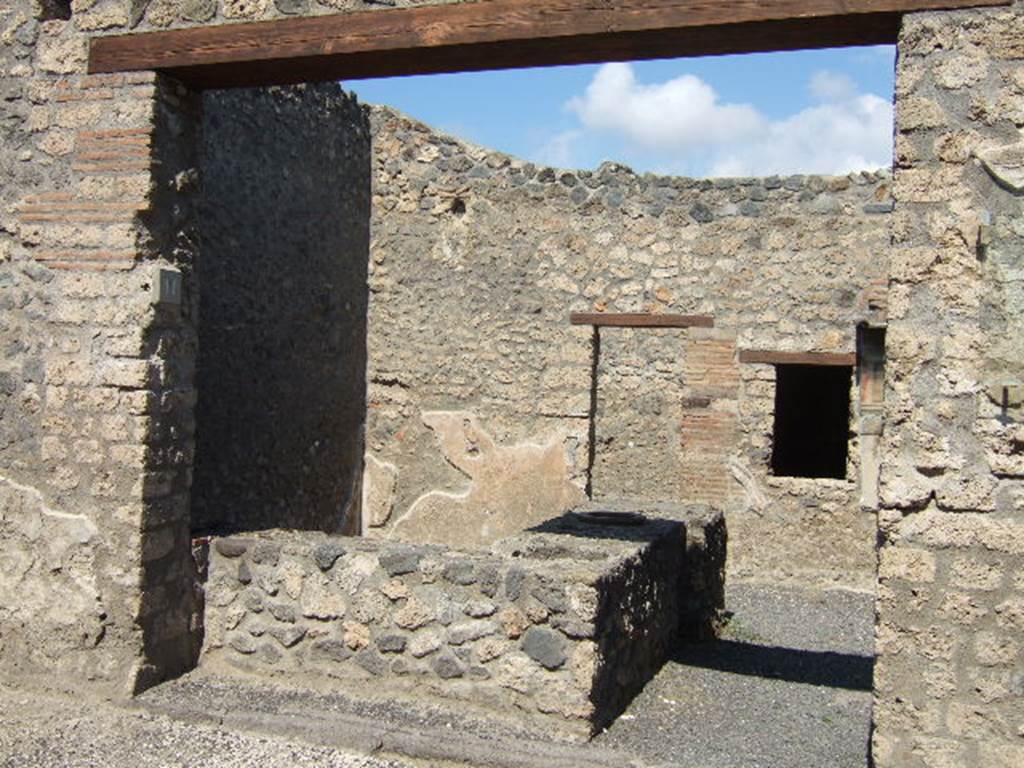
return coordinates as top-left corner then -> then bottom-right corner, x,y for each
362,453 -> 398,530
0,475 -> 104,668
975,136 -> 1024,193
387,411 -> 585,549
728,457 -> 768,515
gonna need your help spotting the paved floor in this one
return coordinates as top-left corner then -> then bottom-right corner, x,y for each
597,582 -> 875,768
0,582 -> 874,768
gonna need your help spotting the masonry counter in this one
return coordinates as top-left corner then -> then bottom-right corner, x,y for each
199,503 -> 725,739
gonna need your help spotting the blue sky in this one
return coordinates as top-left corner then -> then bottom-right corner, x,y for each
346,46 -> 896,177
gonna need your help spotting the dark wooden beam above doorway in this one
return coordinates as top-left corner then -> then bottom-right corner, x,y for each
88,0 -> 1009,89
738,349 -> 857,366
570,312 -> 714,329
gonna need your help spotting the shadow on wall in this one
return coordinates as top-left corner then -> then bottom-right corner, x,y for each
191,84 -> 371,536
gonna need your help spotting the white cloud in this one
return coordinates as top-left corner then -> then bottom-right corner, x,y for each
809,70 -> 858,103
566,63 -> 764,152
555,63 -> 893,177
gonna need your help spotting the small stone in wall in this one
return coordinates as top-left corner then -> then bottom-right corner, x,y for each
521,627 -> 567,670
229,633 -> 257,655
505,567 -> 526,601
495,653 -> 539,694
379,548 -> 421,577
464,599 -> 497,618
476,637 -> 512,663
274,0 -> 308,14
243,589 -> 265,613
251,542 -> 281,566
256,571 -> 280,596
311,639 -> 352,663
448,620 -> 497,646
523,597 -> 550,624
351,591 -> 390,624
976,139 -> 1024,193
355,648 -> 388,676
215,538 -> 248,558
408,628 -> 443,658
376,633 -> 407,653
443,560 -> 476,585
267,602 -> 297,623
301,579 -> 347,620
478,566 -> 500,598
499,606 -> 529,639
532,583 -> 568,613
343,621 -> 371,650
394,597 -> 434,630
551,616 -> 595,639
222,0 -> 270,19
270,625 -> 307,648
433,651 -> 465,679
258,643 -> 283,665
237,561 -> 252,585
312,541 -> 346,571
380,579 -> 410,601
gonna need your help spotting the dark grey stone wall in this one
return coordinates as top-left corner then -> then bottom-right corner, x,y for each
191,83 -> 370,535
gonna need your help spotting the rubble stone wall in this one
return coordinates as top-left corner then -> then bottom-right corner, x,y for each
874,2 -> 1024,765
191,83 -> 370,536
0,1 -> 203,693
365,105 -> 890,588
201,507 -> 724,737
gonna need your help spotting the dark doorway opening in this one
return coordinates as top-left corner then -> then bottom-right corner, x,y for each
772,364 -> 852,479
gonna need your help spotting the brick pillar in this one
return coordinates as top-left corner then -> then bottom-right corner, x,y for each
3,64 -> 201,694
680,330 -> 740,506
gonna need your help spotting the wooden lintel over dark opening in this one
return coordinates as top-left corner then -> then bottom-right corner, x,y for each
738,349 -> 857,367
88,0 -> 1009,89
570,312 -> 714,329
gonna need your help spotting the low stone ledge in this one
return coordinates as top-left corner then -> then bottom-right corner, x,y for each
201,504 -> 725,739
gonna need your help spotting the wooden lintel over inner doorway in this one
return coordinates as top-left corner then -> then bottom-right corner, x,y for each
570,312 -> 714,329
88,0 -> 1009,89
738,349 -> 857,366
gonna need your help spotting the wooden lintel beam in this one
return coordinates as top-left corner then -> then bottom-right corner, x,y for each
738,349 -> 857,366
88,0 -> 1010,89
570,312 -> 714,329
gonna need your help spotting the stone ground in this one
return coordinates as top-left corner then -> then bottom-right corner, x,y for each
597,582 -> 875,768
0,583 -> 873,768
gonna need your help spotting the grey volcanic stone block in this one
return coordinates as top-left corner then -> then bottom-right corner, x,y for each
443,560 -> 476,585
237,561 -> 252,585
690,202 -> 713,222
521,627 -> 567,670
251,542 -> 280,566
376,633 -> 407,653
312,541 -> 346,571
379,549 -> 421,576
433,651 -> 465,679
311,639 -> 352,663
355,649 -> 388,676
215,538 -> 248,558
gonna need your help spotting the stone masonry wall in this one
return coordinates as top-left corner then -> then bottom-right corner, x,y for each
191,83 -> 370,536
1,1 -> 203,694
201,507 -> 723,738
874,3 -> 1024,766
364,105 -> 890,588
